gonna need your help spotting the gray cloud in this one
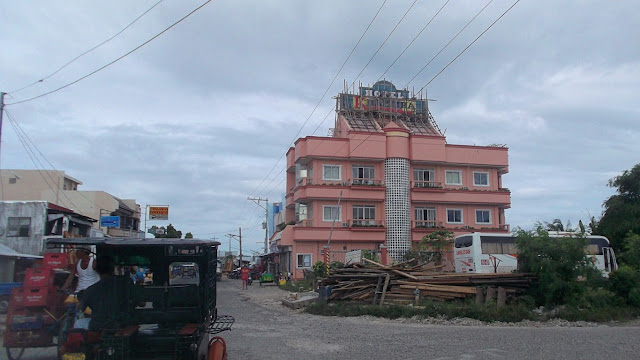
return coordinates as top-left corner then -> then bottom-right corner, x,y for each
2,0 -> 639,251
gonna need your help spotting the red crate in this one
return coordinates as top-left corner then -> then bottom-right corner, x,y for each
24,267 -> 54,288
12,287 -> 54,308
43,252 -> 69,270
4,329 -> 54,348
8,308 -> 57,327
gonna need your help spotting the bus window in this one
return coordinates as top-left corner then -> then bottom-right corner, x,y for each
455,236 -> 472,248
585,244 -> 600,255
501,239 -> 518,255
480,236 -> 502,254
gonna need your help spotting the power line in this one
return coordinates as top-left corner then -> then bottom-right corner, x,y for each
351,0 -> 420,90
269,0 -> 521,200
7,0 -> 166,95
416,0 -> 521,94
405,0 -> 494,88
5,111 -> 82,211
234,0 -> 388,227
6,0 -> 213,106
5,109 -> 107,213
378,0 -> 451,81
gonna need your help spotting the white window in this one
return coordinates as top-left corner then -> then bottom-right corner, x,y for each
473,172 -> 489,186
295,203 -> 311,222
7,217 -> 31,237
352,205 -> 376,226
352,166 -> 375,179
413,168 -> 435,181
323,205 -> 341,222
445,170 -> 462,185
415,207 -> 436,228
296,254 -> 312,268
446,209 -> 463,224
476,210 -> 491,224
323,165 -> 341,180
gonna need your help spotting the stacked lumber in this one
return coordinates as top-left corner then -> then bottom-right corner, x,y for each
319,258 -> 535,305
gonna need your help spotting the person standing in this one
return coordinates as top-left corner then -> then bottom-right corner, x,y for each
62,246 -> 100,300
240,266 -> 250,290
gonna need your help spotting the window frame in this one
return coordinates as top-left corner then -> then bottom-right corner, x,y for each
352,205 -> 376,220
322,165 -> 341,181
445,170 -> 463,185
322,205 -> 342,222
352,165 -> 375,180
475,209 -> 492,224
7,217 -> 31,237
473,171 -> 490,187
413,168 -> 435,182
415,207 -> 436,221
296,253 -> 312,268
446,208 -> 463,224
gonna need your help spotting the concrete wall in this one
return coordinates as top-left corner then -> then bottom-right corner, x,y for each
0,201 -> 48,255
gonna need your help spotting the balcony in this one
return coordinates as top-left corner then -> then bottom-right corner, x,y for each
297,219 -> 313,227
412,181 -> 444,189
349,219 -> 385,228
351,179 -> 384,186
412,220 -> 444,229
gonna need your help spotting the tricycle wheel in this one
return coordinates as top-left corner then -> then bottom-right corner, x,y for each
6,347 -> 25,360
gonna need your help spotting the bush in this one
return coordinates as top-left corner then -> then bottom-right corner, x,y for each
515,226 -> 600,307
609,265 -> 640,307
279,279 -> 313,292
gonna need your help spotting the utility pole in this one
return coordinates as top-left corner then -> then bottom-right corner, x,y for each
248,197 -> 269,254
325,191 -> 343,269
227,228 -> 242,269
0,92 -> 5,162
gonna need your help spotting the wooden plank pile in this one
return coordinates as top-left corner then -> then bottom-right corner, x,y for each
319,259 -> 535,306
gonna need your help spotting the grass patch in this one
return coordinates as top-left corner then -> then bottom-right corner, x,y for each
279,279 -> 313,292
304,299 -> 640,323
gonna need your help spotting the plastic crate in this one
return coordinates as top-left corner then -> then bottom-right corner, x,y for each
24,267 -> 54,288
9,311 -> 43,331
3,329 -> 54,348
11,287 -> 55,308
43,253 -> 69,270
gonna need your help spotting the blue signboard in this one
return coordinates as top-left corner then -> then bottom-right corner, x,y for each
100,216 -> 120,228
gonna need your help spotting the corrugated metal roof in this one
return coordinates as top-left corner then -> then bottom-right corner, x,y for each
0,244 -> 43,259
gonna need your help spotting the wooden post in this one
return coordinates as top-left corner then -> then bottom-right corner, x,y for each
372,275 -> 384,305
475,287 -> 484,304
485,286 -> 497,304
378,273 -> 391,307
497,287 -> 507,308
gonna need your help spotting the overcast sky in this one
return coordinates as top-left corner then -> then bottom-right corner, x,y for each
1,0 -> 638,254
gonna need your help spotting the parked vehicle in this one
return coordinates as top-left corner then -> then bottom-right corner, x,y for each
3,237 -> 234,360
453,232 -> 618,276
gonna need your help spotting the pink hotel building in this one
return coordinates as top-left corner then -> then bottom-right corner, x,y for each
272,81 -> 510,279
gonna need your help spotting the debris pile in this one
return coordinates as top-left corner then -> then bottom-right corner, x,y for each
318,259 -> 535,306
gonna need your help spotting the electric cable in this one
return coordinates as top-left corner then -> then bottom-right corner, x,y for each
6,0 -> 213,106
7,0 -> 166,95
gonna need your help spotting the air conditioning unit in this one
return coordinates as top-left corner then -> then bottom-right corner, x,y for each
342,222 -> 350,228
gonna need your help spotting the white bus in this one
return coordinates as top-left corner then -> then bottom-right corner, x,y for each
453,232 -> 618,276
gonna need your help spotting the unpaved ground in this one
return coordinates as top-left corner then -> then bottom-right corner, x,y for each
219,278 -> 640,360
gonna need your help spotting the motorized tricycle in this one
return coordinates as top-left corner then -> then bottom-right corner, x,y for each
12,237 -> 234,360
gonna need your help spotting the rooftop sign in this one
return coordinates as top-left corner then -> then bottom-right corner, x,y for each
338,80 -> 427,115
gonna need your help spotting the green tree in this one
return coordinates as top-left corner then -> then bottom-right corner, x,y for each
418,230 -> 454,265
515,225 -> 601,307
185,232 -> 194,239
154,223 -> 183,239
618,231 -> 640,269
597,164 -> 640,250
544,219 -> 575,232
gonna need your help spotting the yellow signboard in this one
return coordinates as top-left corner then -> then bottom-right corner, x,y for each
148,206 -> 169,220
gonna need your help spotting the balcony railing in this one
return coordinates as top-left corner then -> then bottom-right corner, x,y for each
349,219 -> 385,228
351,179 -> 383,186
412,181 -> 443,189
413,220 -> 443,229
297,219 -> 313,227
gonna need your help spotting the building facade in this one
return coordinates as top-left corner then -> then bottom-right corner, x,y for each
0,201 -> 95,256
272,81 -> 510,279
0,170 -> 142,237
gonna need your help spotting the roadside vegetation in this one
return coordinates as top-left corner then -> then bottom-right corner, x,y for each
305,163 -> 640,323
